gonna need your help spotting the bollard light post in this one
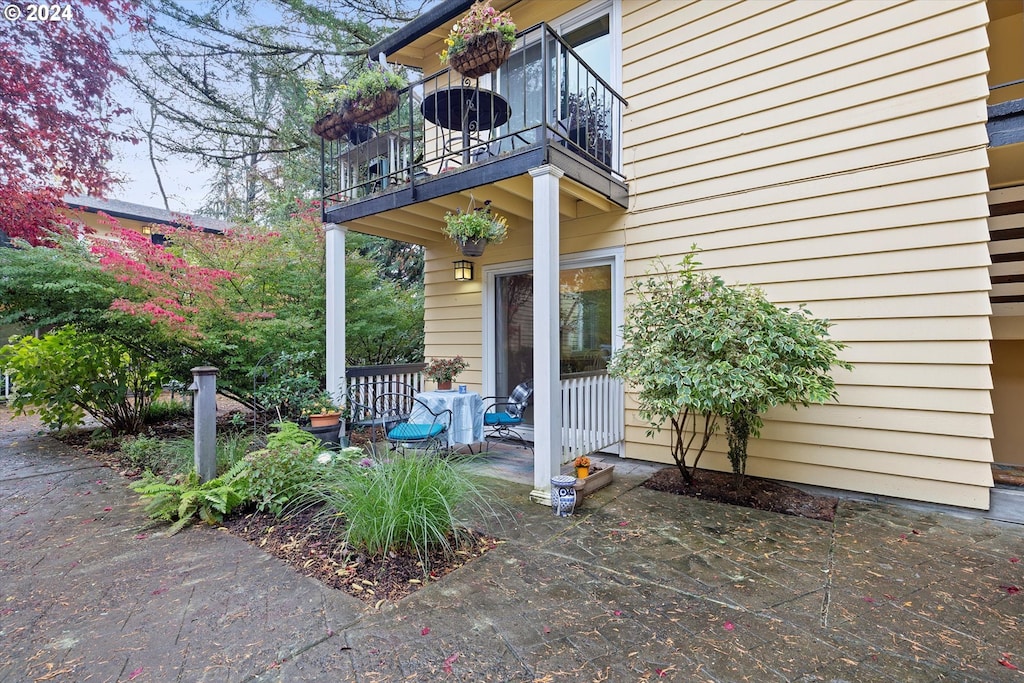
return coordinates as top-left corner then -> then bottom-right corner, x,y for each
188,366 -> 219,482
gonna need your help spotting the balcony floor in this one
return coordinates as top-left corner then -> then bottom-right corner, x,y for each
323,139 -> 628,241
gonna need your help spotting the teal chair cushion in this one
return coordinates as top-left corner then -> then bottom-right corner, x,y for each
388,422 -> 444,441
484,411 -> 520,426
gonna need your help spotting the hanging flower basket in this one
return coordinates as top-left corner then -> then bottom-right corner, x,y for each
443,200 -> 508,254
448,31 -> 513,79
457,237 -> 489,257
312,111 -> 352,141
344,89 -> 400,125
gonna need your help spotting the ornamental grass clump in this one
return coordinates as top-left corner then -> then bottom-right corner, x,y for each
608,249 -> 852,483
309,452 -> 491,569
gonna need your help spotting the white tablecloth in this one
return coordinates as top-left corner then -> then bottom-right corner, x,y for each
412,390 -> 484,446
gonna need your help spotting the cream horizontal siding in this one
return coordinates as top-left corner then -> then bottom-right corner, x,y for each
618,0 -> 994,507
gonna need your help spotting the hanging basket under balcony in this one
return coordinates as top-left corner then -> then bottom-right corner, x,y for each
448,32 -> 512,79
344,89 -> 400,126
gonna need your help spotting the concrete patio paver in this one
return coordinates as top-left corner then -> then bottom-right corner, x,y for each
1,412 -> 1022,682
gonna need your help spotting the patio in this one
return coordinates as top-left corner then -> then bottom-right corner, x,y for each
2,410 -> 1021,681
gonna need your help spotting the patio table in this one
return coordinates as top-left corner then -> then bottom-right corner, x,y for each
412,389 -> 484,448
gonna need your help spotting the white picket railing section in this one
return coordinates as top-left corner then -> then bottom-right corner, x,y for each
559,371 -> 624,463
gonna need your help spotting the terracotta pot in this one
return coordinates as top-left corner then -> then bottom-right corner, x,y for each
436,380 -> 453,391
309,412 -> 341,427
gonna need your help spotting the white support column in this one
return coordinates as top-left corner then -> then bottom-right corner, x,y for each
528,164 -> 564,506
325,223 -> 347,413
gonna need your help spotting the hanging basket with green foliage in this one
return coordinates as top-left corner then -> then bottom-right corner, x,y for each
443,200 -> 508,256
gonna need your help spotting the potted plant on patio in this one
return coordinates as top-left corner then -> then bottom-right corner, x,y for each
443,201 -> 508,256
303,391 -> 343,427
424,356 -> 468,391
574,455 -> 591,479
440,0 -> 517,79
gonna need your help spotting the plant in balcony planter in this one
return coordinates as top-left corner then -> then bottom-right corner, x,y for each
443,201 -> 508,256
440,0 -> 516,79
338,64 -> 407,125
424,356 -> 468,390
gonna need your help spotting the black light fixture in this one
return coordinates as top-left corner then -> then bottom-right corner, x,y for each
453,259 -> 474,281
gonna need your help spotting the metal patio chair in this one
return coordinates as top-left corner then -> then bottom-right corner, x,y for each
482,380 -> 534,452
374,392 -> 452,455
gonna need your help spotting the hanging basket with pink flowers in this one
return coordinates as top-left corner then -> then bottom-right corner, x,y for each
440,0 -> 516,79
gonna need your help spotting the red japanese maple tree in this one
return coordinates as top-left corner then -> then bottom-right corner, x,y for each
0,1 -> 142,244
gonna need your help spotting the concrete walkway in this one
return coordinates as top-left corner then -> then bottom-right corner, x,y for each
1,416 -> 1022,682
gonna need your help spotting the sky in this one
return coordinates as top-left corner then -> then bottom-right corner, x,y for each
108,119 -> 214,215
105,11 -> 214,217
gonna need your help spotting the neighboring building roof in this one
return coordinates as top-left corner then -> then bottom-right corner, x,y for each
64,195 -> 232,234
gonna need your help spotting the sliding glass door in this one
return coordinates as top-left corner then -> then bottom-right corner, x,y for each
493,262 -> 614,427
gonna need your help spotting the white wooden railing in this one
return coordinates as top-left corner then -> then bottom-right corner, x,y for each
560,370 -> 624,463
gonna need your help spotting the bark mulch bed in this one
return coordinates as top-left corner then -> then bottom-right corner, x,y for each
644,466 -> 838,522
220,507 -> 500,604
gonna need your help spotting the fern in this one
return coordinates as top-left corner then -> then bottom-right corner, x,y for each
132,459 -> 251,535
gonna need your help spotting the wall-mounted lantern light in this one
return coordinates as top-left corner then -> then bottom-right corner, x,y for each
453,259 -> 474,281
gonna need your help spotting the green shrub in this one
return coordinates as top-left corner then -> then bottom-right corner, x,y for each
0,326 -> 164,434
121,432 -> 252,477
245,422 -> 322,516
132,459 -> 251,535
311,452 -> 489,568
609,251 -> 852,482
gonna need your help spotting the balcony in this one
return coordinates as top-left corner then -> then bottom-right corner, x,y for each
320,23 -> 628,227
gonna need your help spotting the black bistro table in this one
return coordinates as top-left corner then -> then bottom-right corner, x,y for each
421,86 -> 511,165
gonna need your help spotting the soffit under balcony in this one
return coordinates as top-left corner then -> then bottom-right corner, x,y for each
330,170 -> 624,246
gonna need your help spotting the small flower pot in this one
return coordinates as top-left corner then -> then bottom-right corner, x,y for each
436,380 -> 453,391
576,466 -> 590,479
309,412 -> 342,428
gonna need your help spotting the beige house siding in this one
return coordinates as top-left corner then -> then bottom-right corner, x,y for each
618,0 -> 994,507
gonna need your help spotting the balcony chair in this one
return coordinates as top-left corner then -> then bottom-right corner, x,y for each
347,381 -> 418,450
482,380 -> 534,452
373,392 -> 452,455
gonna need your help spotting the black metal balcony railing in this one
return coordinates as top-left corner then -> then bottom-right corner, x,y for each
321,23 -> 626,209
